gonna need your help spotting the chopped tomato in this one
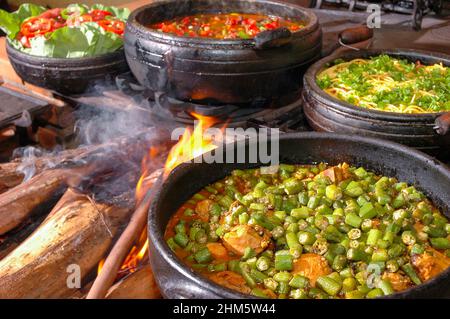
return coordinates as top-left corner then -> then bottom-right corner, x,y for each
97,19 -> 125,35
53,21 -> 65,29
227,17 -> 239,26
411,248 -> 450,282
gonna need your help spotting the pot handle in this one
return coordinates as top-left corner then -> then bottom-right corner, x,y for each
434,112 -> 450,136
338,25 -> 374,46
254,27 -> 292,50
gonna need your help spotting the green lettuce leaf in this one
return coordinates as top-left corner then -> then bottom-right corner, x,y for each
90,4 -> 130,21
13,3 -> 47,21
62,4 -> 89,19
0,3 -> 46,38
27,22 -> 123,58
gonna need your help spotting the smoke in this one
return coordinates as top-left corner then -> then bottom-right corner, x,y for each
8,77 -> 168,198
12,146 -> 63,182
73,104 -> 151,146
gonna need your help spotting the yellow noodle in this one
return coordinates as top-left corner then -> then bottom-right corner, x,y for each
318,57 -> 447,114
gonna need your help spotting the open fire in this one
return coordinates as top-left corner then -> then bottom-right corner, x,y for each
96,113 -> 220,287
164,113 -> 219,175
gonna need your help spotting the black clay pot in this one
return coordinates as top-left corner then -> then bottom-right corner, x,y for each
148,132 -> 450,299
6,41 -> 129,95
124,0 -> 322,105
302,49 -> 450,161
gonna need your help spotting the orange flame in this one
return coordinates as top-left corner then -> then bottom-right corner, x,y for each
97,113 -> 220,278
118,229 -> 149,275
97,258 -> 105,275
164,113 -> 218,175
137,238 -> 149,260
135,146 -> 160,204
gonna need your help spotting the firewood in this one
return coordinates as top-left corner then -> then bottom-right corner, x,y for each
0,147 -> 97,194
0,188 -> 133,298
0,168 -> 68,235
0,128 -> 170,236
0,162 -> 23,194
0,127 -> 167,192
87,168 -> 163,299
0,162 -> 100,236
0,147 -> 87,185
0,209 -> 49,261
106,264 -> 161,299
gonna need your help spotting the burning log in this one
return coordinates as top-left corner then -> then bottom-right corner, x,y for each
0,147 -> 89,190
0,128 -> 168,192
0,188 -> 133,298
0,129 -> 170,236
106,264 -> 161,299
86,168 -> 163,299
86,114 -> 217,298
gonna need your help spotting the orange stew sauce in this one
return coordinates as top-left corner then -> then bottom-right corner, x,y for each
149,13 -> 304,39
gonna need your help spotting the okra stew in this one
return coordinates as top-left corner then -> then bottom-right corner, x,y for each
165,163 -> 450,299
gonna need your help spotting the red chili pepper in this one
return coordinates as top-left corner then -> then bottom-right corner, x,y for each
181,16 -> 191,25
97,19 -> 125,35
53,20 -> 65,28
229,17 -> 241,25
20,17 -> 54,37
264,22 -> 278,30
89,9 -> 113,21
38,8 -> 62,20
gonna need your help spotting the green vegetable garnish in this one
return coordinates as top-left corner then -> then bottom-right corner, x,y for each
317,54 -> 450,113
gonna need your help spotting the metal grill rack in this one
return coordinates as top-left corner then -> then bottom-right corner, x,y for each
311,0 -> 443,30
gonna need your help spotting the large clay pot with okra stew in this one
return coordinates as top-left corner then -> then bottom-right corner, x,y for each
148,132 -> 450,299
